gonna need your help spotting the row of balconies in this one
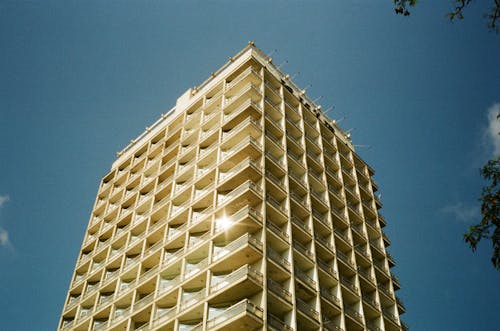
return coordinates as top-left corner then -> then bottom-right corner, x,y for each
73,205 -> 264,291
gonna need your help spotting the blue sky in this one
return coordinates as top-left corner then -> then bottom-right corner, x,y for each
0,1 -> 499,330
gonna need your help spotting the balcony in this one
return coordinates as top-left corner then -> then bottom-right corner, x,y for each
267,194 -> 287,215
267,247 -> 291,271
315,234 -> 334,253
217,180 -> 262,206
357,267 -> 376,284
206,299 -> 263,330
340,276 -> 359,294
344,307 -> 364,325
294,267 -> 317,290
267,221 -> 290,243
289,170 -> 307,188
151,306 -> 176,328
268,313 -> 294,331
317,258 -> 337,278
290,191 -> 309,210
293,241 -> 314,261
167,223 -> 187,241
212,233 -> 263,271
285,114 -> 302,131
392,274 -> 401,290
296,298 -> 319,321
188,231 -> 211,249
266,170 -> 286,188
219,158 -> 260,184
312,209 -> 329,227
223,85 -> 262,120
266,152 -> 286,170
180,289 -> 205,311
162,248 -> 184,269
192,206 -> 213,224
222,117 -> 261,143
210,264 -> 263,294
133,292 -> 155,312
383,310 -> 400,325
334,229 -> 351,245
362,296 -> 380,311
226,66 -> 261,92
220,137 -> 262,163
184,258 -> 208,280
268,278 -> 293,303
159,275 -> 180,294
320,288 -> 341,308
267,131 -> 284,149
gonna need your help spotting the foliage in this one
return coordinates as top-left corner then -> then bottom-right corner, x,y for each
393,0 -> 500,33
464,157 -> 500,269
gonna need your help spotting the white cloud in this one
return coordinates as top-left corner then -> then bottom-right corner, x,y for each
440,203 -> 479,223
0,194 -> 10,247
0,195 -> 9,207
0,227 -> 9,246
486,103 -> 500,157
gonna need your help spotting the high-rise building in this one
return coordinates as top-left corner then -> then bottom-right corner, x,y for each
58,42 -> 406,331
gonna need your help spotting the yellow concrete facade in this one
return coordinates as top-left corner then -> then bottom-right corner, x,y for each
58,43 -> 406,331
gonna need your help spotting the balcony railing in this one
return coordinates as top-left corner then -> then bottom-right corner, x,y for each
266,152 -> 285,168
133,292 -> 155,311
218,180 -> 261,205
337,250 -> 356,269
357,267 -> 376,284
289,170 -> 307,187
220,136 -> 262,161
285,114 -> 301,131
294,267 -> 317,289
159,275 -> 180,293
293,241 -> 314,261
267,278 -> 292,303
340,276 -> 359,294
267,247 -> 291,271
363,296 -> 380,311
184,258 -> 208,280
226,66 -> 261,91
290,191 -> 309,209
320,288 -> 341,307
219,158 -> 260,183
383,310 -> 399,324
268,313 -> 294,331
317,259 -> 337,278
180,289 -> 205,310
345,307 -> 363,324
334,229 -> 350,244
210,264 -> 262,293
312,209 -> 329,226
266,170 -> 285,187
222,117 -> 261,142
291,215 -> 311,234
266,194 -> 287,214
162,248 -> 185,268
296,298 -> 319,321
206,299 -> 263,330
212,233 -> 262,261
267,221 -> 290,243
192,206 -> 213,224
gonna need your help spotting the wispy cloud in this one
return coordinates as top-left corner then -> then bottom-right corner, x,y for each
0,227 -> 9,246
0,195 -> 9,207
0,194 -> 10,247
485,103 -> 500,158
440,203 -> 479,223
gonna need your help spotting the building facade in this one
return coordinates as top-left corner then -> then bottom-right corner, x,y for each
58,43 -> 406,331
